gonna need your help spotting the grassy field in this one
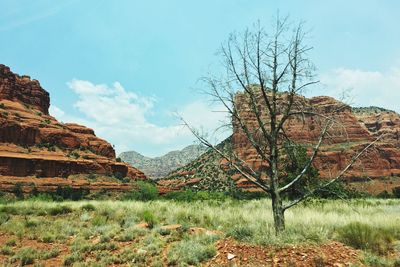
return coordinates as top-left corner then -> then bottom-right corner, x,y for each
0,198 -> 399,266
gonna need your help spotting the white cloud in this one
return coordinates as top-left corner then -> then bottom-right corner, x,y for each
49,105 -> 65,118
319,68 -> 400,113
50,80 -> 230,157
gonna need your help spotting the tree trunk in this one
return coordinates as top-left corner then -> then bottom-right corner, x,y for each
272,191 -> 285,234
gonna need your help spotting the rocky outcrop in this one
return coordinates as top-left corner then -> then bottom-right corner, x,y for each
161,92 -> 400,195
0,65 -> 50,114
0,64 -> 146,191
119,145 -> 207,179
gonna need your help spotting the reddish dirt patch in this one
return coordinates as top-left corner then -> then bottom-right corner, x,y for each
0,232 -> 70,266
205,238 -> 361,267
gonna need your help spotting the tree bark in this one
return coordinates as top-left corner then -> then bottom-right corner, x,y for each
272,190 -> 285,234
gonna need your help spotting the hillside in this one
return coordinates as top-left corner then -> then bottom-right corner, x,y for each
119,145 -> 207,179
160,94 -> 400,195
0,64 -> 146,194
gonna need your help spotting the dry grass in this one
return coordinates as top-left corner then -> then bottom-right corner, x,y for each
0,198 -> 399,266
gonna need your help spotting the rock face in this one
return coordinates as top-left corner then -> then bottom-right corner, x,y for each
233,93 -> 400,179
0,64 -> 146,192
0,65 -> 50,114
161,92 -> 400,195
120,145 -> 207,179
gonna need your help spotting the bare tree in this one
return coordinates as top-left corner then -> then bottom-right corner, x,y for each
182,16 -> 383,234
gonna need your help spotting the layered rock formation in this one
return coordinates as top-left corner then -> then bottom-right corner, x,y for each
0,64 -> 146,193
119,145 -> 207,179
233,93 -> 400,180
161,92 -> 400,195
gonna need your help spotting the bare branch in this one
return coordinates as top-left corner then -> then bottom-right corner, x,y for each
278,121 -> 332,193
283,134 -> 384,210
180,117 -> 271,192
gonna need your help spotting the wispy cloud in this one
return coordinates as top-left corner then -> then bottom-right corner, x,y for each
319,67 -> 400,112
0,1 -> 77,32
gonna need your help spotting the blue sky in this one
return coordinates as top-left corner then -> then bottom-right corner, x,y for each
1,0 -> 399,156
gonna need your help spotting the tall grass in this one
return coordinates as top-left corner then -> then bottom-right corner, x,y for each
1,198 -> 399,246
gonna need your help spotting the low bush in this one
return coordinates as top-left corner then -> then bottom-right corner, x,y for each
48,205 -> 73,216
5,239 -> 16,246
54,186 -> 89,201
80,203 -> 96,211
361,252 -> 395,267
227,224 -> 254,241
337,222 -> 394,255
12,183 -> 24,200
0,213 -> 10,225
167,234 -> 218,265
92,215 -> 108,226
63,252 -> 82,266
124,181 -> 158,201
142,210 -> 158,228
163,190 -> 229,201
229,190 -> 267,200
28,193 -> 53,201
11,247 -> 37,266
393,187 -> 400,198
0,245 -> 14,256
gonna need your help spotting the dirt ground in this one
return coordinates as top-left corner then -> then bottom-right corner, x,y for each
0,231 -> 363,267
205,238 -> 361,267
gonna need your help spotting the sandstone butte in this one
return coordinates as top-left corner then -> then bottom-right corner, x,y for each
0,64 -> 146,193
161,90 -> 400,195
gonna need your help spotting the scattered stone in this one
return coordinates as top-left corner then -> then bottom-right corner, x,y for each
227,253 -> 236,260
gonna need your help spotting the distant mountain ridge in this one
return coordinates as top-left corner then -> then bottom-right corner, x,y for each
119,145 -> 208,179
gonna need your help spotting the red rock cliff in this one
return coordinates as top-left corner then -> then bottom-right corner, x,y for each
232,91 -> 400,193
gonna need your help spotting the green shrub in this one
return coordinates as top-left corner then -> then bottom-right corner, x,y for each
393,187 -> 400,198
24,219 -> 38,228
227,224 -> 254,241
87,173 -> 97,180
163,190 -> 229,201
115,227 -> 147,242
11,247 -> 37,266
0,213 -> 10,225
167,234 -> 218,265
361,252 -> 393,267
377,190 -> 393,199
229,190 -> 267,200
41,234 -> 56,243
28,193 -> 53,201
125,181 -> 158,201
114,172 -> 124,180
116,157 -> 122,162
40,248 -> 60,260
5,239 -> 16,246
142,210 -> 157,228
63,252 -> 82,266
48,205 -> 73,216
338,222 -> 394,255
0,245 -> 14,256
54,186 -> 89,201
92,215 -> 108,226
81,203 -> 96,211
12,183 -> 24,200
